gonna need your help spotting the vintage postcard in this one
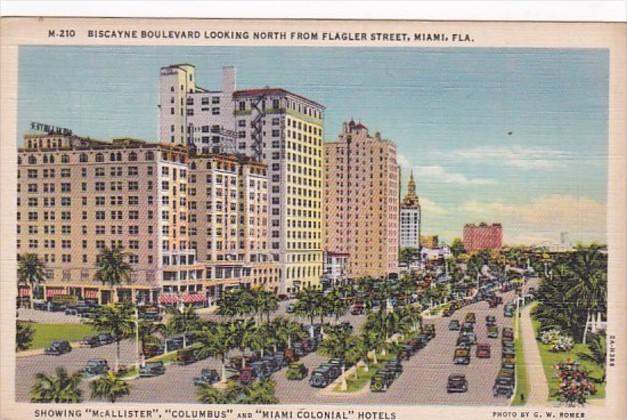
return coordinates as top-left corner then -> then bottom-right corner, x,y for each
0,17 -> 625,420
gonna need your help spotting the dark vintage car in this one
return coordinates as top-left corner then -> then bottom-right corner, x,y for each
384,360 -> 403,379
286,363 -> 308,380
460,331 -> 477,345
142,343 -> 165,358
81,359 -> 109,376
448,320 -> 461,331
139,361 -> 165,378
175,347 -> 200,365
80,335 -> 102,348
398,344 -> 415,361
453,348 -> 471,365
464,312 -> 477,324
284,349 -> 299,363
45,340 -> 72,356
502,327 -> 514,340
319,363 -> 341,381
503,304 -> 515,317
193,368 -> 220,386
502,346 -> 516,358
422,324 -> 436,339
456,335 -> 472,349
309,366 -> 333,388
370,369 -> 395,392
485,315 -> 497,326
97,333 -> 115,346
493,371 -> 515,398
447,374 -> 468,393
461,322 -> 474,333
250,361 -> 273,380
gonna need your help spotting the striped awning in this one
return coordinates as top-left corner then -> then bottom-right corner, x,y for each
159,294 -> 205,305
18,287 -> 30,297
159,294 -> 179,305
181,293 -> 205,304
46,288 -> 65,298
84,289 -> 99,299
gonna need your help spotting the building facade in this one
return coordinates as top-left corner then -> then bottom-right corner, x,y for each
159,64 -> 236,153
463,223 -> 503,252
321,251 -> 349,288
17,133 -> 278,305
17,134 -> 202,304
420,235 -> 439,249
231,88 -> 325,294
323,120 -> 400,279
400,171 -> 421,249
187,153 -> 279,297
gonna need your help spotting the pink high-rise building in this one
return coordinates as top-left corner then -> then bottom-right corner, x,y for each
323,120 -> 399,279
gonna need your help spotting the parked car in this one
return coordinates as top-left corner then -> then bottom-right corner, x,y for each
503,305 -> 515,317
309,367 -> 332,388
139,361 -> 165,378
485,315 -> 497,326
270,351 -> 287,369
97,333 -> 115,346
453,348 -> 471,365
448,320 -> 460,331
398,344 -> 415,361
446,374 -> 468,393
461,322 -> 474,333
423,324 -> 436,339
142,343 -> 165,358
80,335 -> 101,348
64,307 -> 79,316
33,301 -> 48,311
81,359 -> 109,376
385,360 -> 403,379
319,363 -> 341,381
456,336 -> 471,349
250,361 -> 272,380
502,327 -> 514,340
175,347 -> 199,365
502,346 -> 516,358
45,340 -> 72,356
238,366 -> 256,385
460,331 -> 477,345
193,368 -> 220,386
370,369 -> 395,392
476,343 -> 491,358
284,348 -> 299,363
493,371 -> 515,398
487,325 -> 499,339
286,363 -> 308,380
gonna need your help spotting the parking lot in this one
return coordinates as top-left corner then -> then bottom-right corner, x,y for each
16,281 -> 536,405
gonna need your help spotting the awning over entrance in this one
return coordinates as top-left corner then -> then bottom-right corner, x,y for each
159,293 -> 206,305
46,288 -> 65,298
18,287 -> 30,297
84,289 -> 99,299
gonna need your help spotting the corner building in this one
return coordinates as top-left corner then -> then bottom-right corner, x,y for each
463,222 -> 503,252
323,121 -> 400,279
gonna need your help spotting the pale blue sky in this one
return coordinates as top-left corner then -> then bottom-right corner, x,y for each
18,46 -> 609,245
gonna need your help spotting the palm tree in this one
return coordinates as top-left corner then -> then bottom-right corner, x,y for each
17,253 -> 48,306
196,383 -> 228,404
217,289 -> 256,319
16,321 -> 34,351
137,319 -> 165,352
30,367 -> 83,403
231,318 -> 256,367
94,246 -> 132,301
241,379 -> 279,404
90,371 -> 130,403
166,304 -> 200,337
318,325 -> 353,391
577,330 -> 607,383
253,290 -> 279,324
194,322 -> 234,382
273,317 -> 306,349
86,303 -> 135,371
325,290 -> 349,324
294,287 -> 321,336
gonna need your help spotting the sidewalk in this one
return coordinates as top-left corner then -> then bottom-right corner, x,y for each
520,304 -> 549,405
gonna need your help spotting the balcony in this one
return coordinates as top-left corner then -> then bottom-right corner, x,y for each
161,249 -> 197,267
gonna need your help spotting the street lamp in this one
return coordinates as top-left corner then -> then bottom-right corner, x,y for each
134,302 -> 141,371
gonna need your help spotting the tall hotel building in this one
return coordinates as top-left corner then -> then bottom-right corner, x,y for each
399,171 -> 422,248
17,133 -> 276,303
323,120 -> 400,279
159,64 -> 325,294
463,222 -> 503,252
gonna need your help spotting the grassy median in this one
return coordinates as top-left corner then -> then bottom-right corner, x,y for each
21,322 -> 95,350
332,354 -> 395,393
511,314 -> 529,405
531,319 -> 605,400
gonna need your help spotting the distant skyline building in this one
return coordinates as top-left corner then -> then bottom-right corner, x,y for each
323,120 -> 400,279
463,222 -> 503,252
400,171 -> 421,249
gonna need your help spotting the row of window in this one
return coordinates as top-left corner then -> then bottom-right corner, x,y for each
19,151 -> 156,165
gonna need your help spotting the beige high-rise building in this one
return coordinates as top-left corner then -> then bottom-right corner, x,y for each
17,132 -> 276,305
323,120 -> 400,279
188,153 -> 279,297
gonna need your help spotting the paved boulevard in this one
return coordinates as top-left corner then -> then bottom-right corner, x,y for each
16,280 -> 537,405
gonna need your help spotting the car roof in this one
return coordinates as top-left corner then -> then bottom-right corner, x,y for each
448,374 -> 466,379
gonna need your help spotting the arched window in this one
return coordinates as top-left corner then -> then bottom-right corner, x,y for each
28,155 -> 37,164
116,152 -> 122,161
190,161 -> 196,170
43,155 -> 49,164
145,151 -> 154,161
80,153 -> 88,163
95,153 -> 104,162
128,151 -> 137,161
206,161 -> 212,170
61,154 -> 69,164
110,152 -> 116,161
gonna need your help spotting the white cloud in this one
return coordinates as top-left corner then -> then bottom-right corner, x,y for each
412,165 -> 497,185
448,145 -> 569,171
419,196 -> 448,216
460,195 -> 606,245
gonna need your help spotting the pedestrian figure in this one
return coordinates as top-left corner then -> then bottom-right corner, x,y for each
521,393 -> 525,403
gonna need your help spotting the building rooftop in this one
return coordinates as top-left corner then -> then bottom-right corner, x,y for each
233,88 -> 325,109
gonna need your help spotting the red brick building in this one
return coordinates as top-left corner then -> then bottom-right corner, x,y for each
463,223 -> 503,252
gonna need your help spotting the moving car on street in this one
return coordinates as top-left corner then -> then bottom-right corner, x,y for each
476,343 -> 491,358
464,312 -> 476,324
446,374 -> 468,393
492,370 -> 515,398
448,320 -> 460,331
193,368 -> 220,386
487,325 -> 499,339
453,348 -> 471,365
485,315 -> 497,326
81,359 -> 109,376
139,361 -> 166,378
